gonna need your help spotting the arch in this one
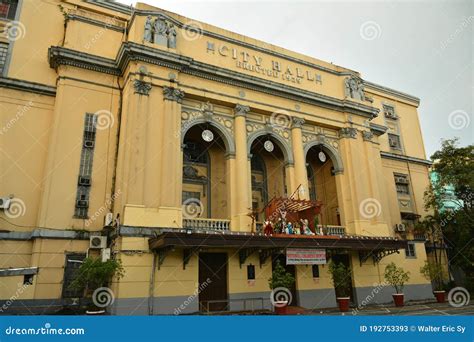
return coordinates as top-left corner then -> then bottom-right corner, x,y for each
304,141 -> 344,174
181,118 -> 236,157
247,130 -> 294,165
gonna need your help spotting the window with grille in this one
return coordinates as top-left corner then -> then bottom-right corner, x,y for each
74,113 -> 97,218
0,0 -> 19,20
405,242 -> 416,258
395,174 -> 410,195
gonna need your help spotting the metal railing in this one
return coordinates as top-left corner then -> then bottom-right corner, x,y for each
183,218 -> 231,231
203,297 -> 267,314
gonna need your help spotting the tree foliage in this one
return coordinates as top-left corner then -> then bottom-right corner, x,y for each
384,262 -> 410,294
328,261 -> 352,297
268,260 -> 295,290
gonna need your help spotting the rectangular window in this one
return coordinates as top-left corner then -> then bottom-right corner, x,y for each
62,253 -> 86,298
74,113 -> 97,218
383,104 -> 397,119
0,0 -> 19,20
388,133 -> 402,150
394,174 -> 410,195
405,242 -> 416,258
0,42 -> 8,76
312,265 -> 320,278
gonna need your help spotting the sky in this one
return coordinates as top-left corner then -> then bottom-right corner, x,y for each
116,0 -> 473,158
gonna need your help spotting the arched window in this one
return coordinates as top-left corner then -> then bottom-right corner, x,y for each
306,164 -> 316,201
251,153 -> 268,222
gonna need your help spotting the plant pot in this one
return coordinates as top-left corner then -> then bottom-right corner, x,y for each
392,293 -> 404,307
274,301 -> 288,315
336,297 -> 350,312
433,290 -> 446,303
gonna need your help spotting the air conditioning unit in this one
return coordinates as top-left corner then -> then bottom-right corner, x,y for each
395,223 -> 406,232
76,199 -> 89,208
104,213 -> 114,226
78,176 -> 91,186
89,235 -> 107,249
0,197 -> 11,209
83,140 -> 94,148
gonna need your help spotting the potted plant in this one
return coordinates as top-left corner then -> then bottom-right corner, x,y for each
328,261 -> 352,312
268,260 -> 295,315
69,256 -> 124,314
420,261 -> 445,303
384,262 -> 410,307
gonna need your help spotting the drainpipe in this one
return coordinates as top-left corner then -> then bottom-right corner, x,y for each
148,253 -> 157,315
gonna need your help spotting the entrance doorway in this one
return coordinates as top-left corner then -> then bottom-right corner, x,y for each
330,253 -> 355,303
198,253 -> 228,312
272,254 -> 298,306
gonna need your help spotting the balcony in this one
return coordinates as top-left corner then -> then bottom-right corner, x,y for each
183,218 -> 231,232
318,225 -> 346,236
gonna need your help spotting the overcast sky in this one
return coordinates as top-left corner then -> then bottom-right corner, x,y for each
116,0 -> 473,158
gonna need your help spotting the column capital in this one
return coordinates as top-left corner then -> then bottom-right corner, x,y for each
234,103 -> 250,117
134,79 -> 152,96
362,130 -> 374,142
163,86 -> 185,103
291,117 -> 305,129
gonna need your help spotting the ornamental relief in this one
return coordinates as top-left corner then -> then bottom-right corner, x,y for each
181,101 -> 234,136
245,120 -> 291,143
302,132 -> 339,150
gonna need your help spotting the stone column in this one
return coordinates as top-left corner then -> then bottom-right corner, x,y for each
291,117 -> 309,200
158,86 -> 185,227
232,104 -> 252,232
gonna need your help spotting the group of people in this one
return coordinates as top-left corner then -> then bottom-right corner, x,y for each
263,208 -> 324,236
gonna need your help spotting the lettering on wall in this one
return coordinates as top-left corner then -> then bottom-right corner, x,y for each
206,41 -> 323,86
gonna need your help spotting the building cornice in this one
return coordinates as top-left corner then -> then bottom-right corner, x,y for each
84,0 -> 132,15
66,14 -> 125,33
0,77 -> 56,96
369,122 -> 388,136
364,81 -> 420,105
380,151 -> 432,166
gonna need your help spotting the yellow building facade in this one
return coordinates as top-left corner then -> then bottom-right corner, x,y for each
0,0 -> 435,314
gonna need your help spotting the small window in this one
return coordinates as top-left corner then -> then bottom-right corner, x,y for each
405,242 -> 416,258
312,265 -> 320,278
388,133 -> 402,150
0,0 -> 19,20
383,104 -> 397,119
247,264 -> 255,280
395,174 -> 410,195
23,274 -> 34,285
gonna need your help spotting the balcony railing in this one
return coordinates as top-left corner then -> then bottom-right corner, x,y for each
183,218 -> 231,232
318,225 -> 346,236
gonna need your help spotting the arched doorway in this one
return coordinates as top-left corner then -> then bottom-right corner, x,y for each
306,144 -> 341,226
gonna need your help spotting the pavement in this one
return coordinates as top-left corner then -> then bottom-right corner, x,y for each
305,300 -> 474,316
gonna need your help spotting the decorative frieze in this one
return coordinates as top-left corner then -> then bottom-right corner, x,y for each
339,127 -> 357,139
133,79 -> 152,95
163,86 -> 184,103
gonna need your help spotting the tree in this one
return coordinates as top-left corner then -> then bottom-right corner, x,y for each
424,138 -> 474,291
384,262 -> 410,294
328,261 -> 352,297
268,260 -> 295,290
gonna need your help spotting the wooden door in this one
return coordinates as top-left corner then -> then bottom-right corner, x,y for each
199,253 -> 228,312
